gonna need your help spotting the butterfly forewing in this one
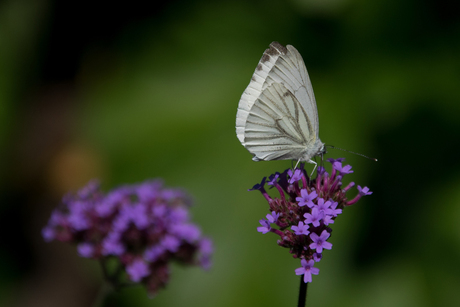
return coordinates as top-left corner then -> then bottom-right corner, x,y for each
263,45 -> 319,137
236,43 -> 285,143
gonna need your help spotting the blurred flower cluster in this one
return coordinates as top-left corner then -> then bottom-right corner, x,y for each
43,179 -> 212,296
251,158 -> 372,283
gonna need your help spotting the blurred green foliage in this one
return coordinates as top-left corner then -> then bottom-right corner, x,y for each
1,0 -> 460,306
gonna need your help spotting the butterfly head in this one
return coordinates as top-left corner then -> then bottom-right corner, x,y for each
300,139 -> 326,162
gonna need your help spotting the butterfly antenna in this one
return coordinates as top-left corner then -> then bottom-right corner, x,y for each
326,145 -> 378,161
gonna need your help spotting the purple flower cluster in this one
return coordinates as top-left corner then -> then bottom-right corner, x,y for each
251,158 -> 372,283
43,179 -> 213,296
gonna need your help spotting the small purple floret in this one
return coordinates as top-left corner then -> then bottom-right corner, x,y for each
257,219 -> 271,234
295,259 -> 320,283
291,221 -> 310,236
266,211 -> 280,224
316,166 -> 326,176
357,185 -> 373,196
267,173 -> 280,186
304,207 -> 324,227
296,189 -> 317,208
333,161 -> 354,174
309,230 -> 333,253
313,252 -> 322,262
288,169 -> 303,184
327,158 -> 345,164
249,177 -> 267,192
326,201 -> 342,217
316,198 -> 331,212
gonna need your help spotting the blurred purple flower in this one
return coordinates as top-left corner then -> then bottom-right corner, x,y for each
42,179 -> 212,297
126,259 -> 151,282
102,233 -> 125,256
144,245 -> 165,262
161,235 -> 181,253
77,242 -> 95,258
42,227 -> 55,242
171,223 -> 201,243
198,238 -> 213,270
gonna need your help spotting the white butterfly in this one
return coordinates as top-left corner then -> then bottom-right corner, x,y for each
236,41 -> 325,169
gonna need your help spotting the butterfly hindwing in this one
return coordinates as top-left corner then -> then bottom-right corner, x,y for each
243,83 -> 315,161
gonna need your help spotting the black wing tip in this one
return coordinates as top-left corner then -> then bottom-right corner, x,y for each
260,42 -> 288,64
269,42 -> 287,55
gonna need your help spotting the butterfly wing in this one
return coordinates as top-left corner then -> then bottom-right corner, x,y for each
265,44 -> 319,138
236,42 -> 322,161
244,83 -> 316,161
236,42 -> 286,143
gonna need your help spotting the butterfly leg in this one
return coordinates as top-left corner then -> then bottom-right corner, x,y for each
293,158 -> 301,170
307,159 -> 317,178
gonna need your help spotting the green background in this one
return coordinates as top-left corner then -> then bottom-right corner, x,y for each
1,0 -> 460,306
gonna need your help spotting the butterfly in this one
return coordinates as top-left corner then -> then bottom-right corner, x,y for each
236,42 -> 326,169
